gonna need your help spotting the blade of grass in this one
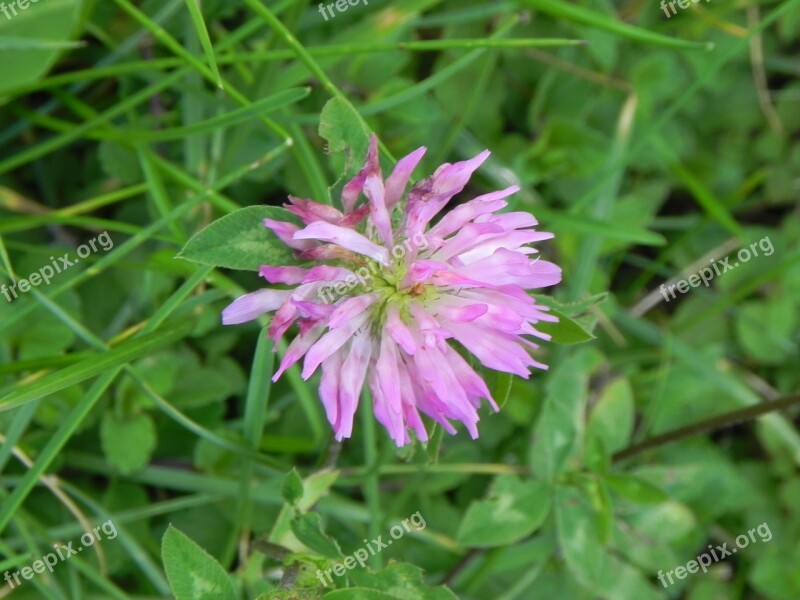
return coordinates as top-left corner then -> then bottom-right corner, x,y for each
0,370 -> 121,535
184,0 -> 223,88
521,0 -> 713,50
0,319 -> 193,411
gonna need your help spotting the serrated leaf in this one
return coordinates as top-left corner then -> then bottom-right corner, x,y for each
457,476 -> 551,547
178,206 -> 303,271
290,512 -> 342,559
100,412 -> 156,475
162,525 -> 237,600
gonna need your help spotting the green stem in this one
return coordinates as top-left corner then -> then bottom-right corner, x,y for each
613,394 -> 800,462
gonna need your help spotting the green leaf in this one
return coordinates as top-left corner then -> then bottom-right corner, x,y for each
100,412 -> 156,475
0,319 -> 194,411
586,378 -> 634,455
556,485 -> 661,599
280,469 -> 304,505
162,525 -> 237,600
457,476 -> 551,547
319,97 -> 371,179
345,563 -> 458,599
520,0 -> 712,50
184,0 -> 223,88
530,350 -> 595,480
178,206 -> 304,271
604,473 -> 668,505
0,0 -> 84,96
536,308 -> 596,345
324,591 -> 396,600
735,298 -> 797,364
114,89 -> 311,142
270,470 -> 340,548
0,36 -> 84,50
290,512 -> 342,559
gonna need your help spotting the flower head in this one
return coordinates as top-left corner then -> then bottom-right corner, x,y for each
223,135 -> 561,446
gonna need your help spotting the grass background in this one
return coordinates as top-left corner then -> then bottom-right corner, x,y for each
0,0 -> 799,598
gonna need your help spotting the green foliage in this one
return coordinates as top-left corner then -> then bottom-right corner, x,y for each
162,525 -> 238,600
0,0 -> 798,599
179,206 -> 304,271
456,476 -> 551,547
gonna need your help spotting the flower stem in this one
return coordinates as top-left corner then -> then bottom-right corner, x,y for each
613,393 -> 800,462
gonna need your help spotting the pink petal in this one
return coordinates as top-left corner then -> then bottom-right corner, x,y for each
327,293 -> 381,329
427,185 -> 518,240
273,324 -> 326,381
335,330 -> 374,440
260,265 -> 308,285
222,289 -> 290,325
341,135 -> 380,212
363,173 -> 393,247
370,334 -> 405,443
385,146 -> 427,208
386,304 -> 417,355
301,309 -> 372,379
263,218 -> 315,251
319,352 -> 343,431
284,196 -> 343,225
293,221 -> 390,265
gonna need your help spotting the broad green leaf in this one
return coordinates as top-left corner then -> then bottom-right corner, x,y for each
604,473 -> 668,505
0,36 -> 83,50
290,512 -> 342,559
586,378 -> 634,455
457,476 -> 551,547
530,350 -> 596,480
100,412 -> 156,475
735,299 -> 797,364
319,96 -> 371,180
536,308 -> 596,345
162,525 -> 237,600
556,485 -> 661,599
178,206 -> 304,271
0,319 -> 193,411
535,292 -> 609,315
0,0 -> 84,97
